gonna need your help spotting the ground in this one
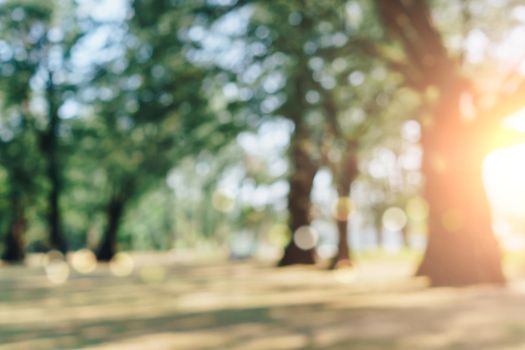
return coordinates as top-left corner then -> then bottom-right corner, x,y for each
3,251 -> 525,349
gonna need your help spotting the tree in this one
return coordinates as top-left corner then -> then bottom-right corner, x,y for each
229,0 -> 364,265
85,0 -> 240,261
364,0 -> 525,285
0,0 -> 86,259
0,1 -> 52,261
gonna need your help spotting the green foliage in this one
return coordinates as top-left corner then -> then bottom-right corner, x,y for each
0,1 -> 53,241
4,0 -> 521,259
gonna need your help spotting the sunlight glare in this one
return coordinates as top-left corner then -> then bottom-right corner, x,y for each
484,110 -> 525,249
503,112 -> 525,132
484,144 -> 525,215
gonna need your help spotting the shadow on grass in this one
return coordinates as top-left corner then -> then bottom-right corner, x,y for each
3,258 -> 525,349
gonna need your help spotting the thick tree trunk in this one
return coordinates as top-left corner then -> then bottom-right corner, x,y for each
416,89 -> 505,286
96,196 -> 126,261
47,160 -> 66,252
373,0 -> 505,285
330,149 -> 358,269
42,76 -> 66,253
2,200 -> 26,263
278,128 -> 318,266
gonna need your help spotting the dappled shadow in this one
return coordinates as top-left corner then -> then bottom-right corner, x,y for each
3,255 -> 525,349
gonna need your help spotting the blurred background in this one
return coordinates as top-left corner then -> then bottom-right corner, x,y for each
3,0 -> 525,349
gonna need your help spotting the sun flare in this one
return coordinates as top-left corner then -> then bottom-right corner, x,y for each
483,110 -> 525,248
484,144 -> 525,214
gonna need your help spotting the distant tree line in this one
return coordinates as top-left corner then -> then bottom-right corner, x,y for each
2,0 -> 525,286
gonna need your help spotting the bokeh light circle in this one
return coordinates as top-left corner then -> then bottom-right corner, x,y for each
71,249 -> 97,274
45,261 -> 70,284
293,226 -> 319,250
382,207 -> 408,231
109,252 -> 134,277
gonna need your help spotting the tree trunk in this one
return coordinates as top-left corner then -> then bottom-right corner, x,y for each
42,75 -> 66,253
278,128 -> 318,266
330,219 -> 351,269
96,195 -> 126,261
47,160 -> 66,252
330,149 -> 358,269
2,199 -> 26,263
416,87 -> 505,286
373,0 -> 505,286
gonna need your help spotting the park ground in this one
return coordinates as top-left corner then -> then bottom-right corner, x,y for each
3,251 -> 525,349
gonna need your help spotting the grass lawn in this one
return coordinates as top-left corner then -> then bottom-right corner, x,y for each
3,250 -> 525,349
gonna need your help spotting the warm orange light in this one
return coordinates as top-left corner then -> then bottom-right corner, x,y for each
503,108 -> 525,133
484,144 -> 525,215
484,108 -> 525,209
483,111 -> 525,249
